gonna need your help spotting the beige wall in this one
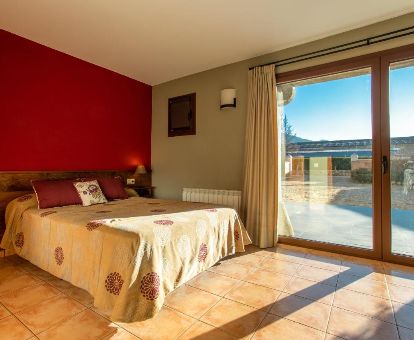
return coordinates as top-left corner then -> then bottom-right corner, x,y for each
152,13 -> 414,200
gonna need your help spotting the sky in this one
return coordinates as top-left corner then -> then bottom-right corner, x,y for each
281,65 -> 414,141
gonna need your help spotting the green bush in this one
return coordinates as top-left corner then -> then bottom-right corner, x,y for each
332,157 -> 351,170
351,168 -> 372,183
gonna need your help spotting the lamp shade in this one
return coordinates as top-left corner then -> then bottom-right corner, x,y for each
220,89 -> 236,109
135,165 -> 147,175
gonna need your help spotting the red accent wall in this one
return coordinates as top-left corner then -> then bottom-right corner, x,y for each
0,29 -> 152,171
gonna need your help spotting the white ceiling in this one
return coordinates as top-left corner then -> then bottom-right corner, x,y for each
1,1 -> 414,85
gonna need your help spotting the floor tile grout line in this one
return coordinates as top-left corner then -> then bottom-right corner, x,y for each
3,247 -> 414,339
324,276 -> 337,336
385,269 -> 403,340
0,287 -> 63,315
332,305 -> 398,326
7,311 -> 37,339
0,280 -> 45,299
18,304 -> 87,337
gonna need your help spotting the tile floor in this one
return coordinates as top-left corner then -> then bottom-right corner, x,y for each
1,244 -> 414,339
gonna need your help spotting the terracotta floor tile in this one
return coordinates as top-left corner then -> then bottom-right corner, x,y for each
252,313 -> 325,340
386,273 -> 414,289
267,250 -> 307,265
340,255 -> 384,268
303,254 -> 342,272
15,294 -> 86,334
244,268 -> 292,291
15,260 -> 41,274
284,277 -> 336,305
333,289 -> 394,323
178,320 -> 236,339
5,255 -> 27,264
0,303 -> 10,320
384,263 -> 414,289
0,264 -> 25,281
392,301 -> 414,330
259,258 -> 301,276
119,306 -> 195,339
208,261 -> 253,280
388,284 -> 414,307
102,328 -> 139,339
337,274 -> 389,299
227,253 -> 266,267
296,265 -> 338,287
61,286 -> 94,307
246,248 -> 276,258
340,260 -> 384,279
328,307 -> 399,340
399,326 -> 414,340
27,267 -> 56,281
0,272 -> 42,296
276,244 -> 309,255
165,285 -> 220,318
338,268 -> 386,283
37,309 -> 116,340
187,271 -> 240,296
0,315 -> 33,340
225,281 -> 280,311
269,293 -> 331,331
200,298 -> 266,338
44,276 -> 75,291
325,334 -> 343,340
0,283 -> 61,313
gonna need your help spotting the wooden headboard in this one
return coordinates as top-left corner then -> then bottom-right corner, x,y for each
0,170 -> 137,242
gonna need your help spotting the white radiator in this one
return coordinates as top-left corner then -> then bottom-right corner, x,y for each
182,188 -> 242,213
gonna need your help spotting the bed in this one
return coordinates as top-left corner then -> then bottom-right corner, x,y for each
0,194 -> 251,322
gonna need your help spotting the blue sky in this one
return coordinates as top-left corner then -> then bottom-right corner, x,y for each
281,65 -> 414,141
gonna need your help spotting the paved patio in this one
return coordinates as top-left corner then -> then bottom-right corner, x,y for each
285,202 -> 414,256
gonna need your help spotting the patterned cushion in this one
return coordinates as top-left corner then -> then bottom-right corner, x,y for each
73,180 -> 108,206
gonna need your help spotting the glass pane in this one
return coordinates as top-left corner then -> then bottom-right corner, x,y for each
277,68 -> 373,249
390,58 -> 414,257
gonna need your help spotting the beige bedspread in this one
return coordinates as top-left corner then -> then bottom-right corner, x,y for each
0,194 -> 250,322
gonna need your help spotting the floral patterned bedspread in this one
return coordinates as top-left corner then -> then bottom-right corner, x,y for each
1,194 -> 251,322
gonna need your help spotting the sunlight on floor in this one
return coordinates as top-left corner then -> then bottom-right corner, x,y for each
1,245 -> 414,339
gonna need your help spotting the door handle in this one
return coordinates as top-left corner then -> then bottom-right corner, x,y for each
382,156 -> 388,175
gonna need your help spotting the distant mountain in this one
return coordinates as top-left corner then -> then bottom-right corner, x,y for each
287,135 -> 311,143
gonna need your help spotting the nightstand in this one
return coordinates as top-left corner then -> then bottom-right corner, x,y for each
128,186 -> 154,198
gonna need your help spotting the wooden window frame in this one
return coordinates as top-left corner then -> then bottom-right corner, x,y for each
276,44 -> 414,265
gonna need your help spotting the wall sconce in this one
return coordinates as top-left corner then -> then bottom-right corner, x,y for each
220,89 -> 236,109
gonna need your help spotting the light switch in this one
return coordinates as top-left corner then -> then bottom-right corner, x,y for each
127,178 -> 135,185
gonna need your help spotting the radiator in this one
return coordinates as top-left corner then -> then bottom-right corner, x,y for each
182,188 -> 242,213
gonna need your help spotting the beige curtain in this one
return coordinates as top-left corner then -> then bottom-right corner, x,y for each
241,65 -> 278,248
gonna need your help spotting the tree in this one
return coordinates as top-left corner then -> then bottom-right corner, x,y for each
281,114 -> 296,144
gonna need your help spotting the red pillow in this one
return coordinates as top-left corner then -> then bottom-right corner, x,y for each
32,179 -> 82,209
97,177 -> 128,200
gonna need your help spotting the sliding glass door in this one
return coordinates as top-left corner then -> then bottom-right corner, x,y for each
277,46 -> 414,264
382,49 -> 414,266
277,57 -> 382,259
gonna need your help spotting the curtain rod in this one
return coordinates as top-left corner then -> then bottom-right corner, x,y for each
249,25 -> 414,70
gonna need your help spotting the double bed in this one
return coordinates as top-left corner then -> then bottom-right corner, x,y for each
1,193 -> 251,322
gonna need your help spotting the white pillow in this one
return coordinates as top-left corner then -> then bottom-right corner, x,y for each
73,180 -> 108,206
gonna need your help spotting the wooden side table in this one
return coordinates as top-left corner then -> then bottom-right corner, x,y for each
128,186 -> 154,198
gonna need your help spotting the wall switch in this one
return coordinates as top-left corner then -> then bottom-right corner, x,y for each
127,178 -> 135,185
